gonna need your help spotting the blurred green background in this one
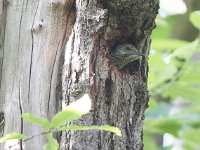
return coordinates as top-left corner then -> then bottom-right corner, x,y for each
144,0 -> 200,150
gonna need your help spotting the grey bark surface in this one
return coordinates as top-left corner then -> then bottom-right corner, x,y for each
61,0 -> 159,150
0,0 -> 75,149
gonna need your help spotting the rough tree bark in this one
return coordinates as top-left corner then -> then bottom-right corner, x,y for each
61,0 -> 159,150
0,0 -> 159,149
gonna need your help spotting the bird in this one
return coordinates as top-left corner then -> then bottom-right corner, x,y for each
110,44 -> 145,69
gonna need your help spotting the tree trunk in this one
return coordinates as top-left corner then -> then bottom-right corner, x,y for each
0,0 -> 75,149
0,0 -> 159,149
61,0 -> 159,150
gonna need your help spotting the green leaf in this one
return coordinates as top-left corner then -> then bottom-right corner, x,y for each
0,133 -> 26,143
50,94 -> 91,127
152,15 -> 177,39
171,40 -> 198,60
144,118 -> 182,136
182,129 -> 200,150
43,133 -> 59,150
190,11 -> 200,30
22,113 -> 51,129
163,62 -> 200,103
151,39 -> 188,50
149,40 -> 200,95
144,133 -> 159,150
184,105 -> 200,114
50,110 -> 82,128
148,55 -> 177,91
186,119 -> 200,129
164,85 -> 200,103
58,125 -> 122,137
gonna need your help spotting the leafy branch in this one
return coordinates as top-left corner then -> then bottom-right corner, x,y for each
0,94 -> 121,150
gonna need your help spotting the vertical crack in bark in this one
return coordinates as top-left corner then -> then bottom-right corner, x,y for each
65,0 -> 75,34
47,41 -> 60,113
28,2 -> 39,103
60,0 -> 76,49
25,0 -> 28,12
16,3 -> 25,148
0,36 -> 5,89
18,80 -> 23,150
61,0 -> 76,106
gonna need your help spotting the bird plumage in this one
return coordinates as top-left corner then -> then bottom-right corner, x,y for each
110,44 -> 145,69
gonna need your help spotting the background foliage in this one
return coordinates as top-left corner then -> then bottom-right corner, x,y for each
144,1 -> 200,149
